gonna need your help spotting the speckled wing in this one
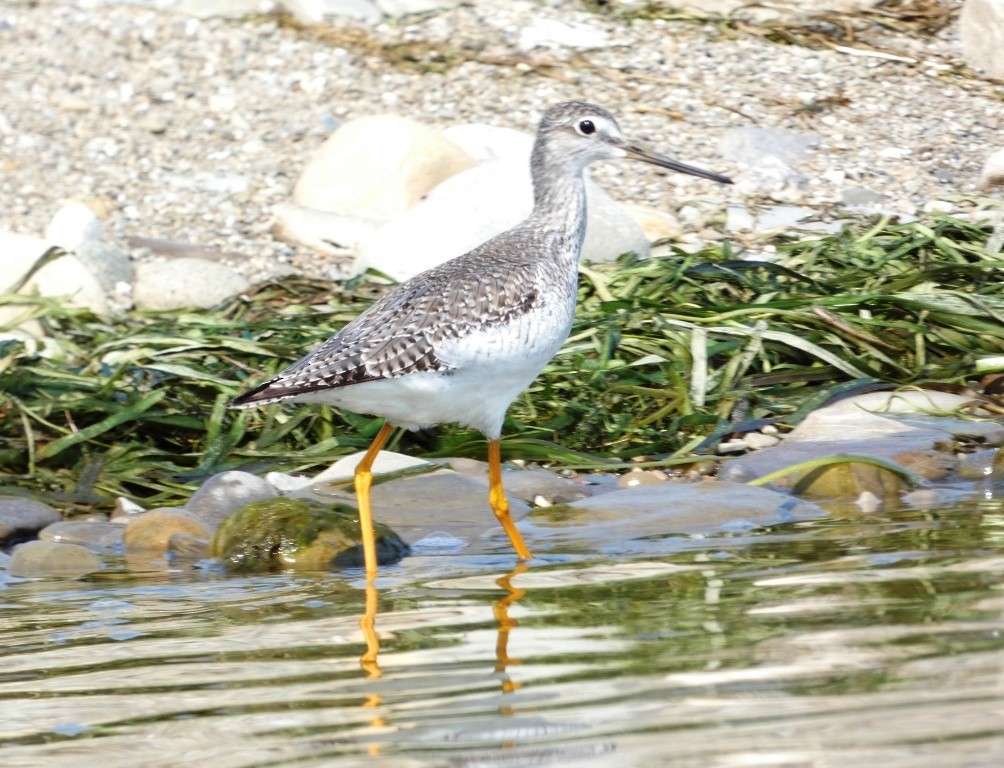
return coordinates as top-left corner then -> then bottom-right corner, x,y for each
229,252 -> 541,407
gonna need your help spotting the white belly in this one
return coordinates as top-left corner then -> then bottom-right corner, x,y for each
291,297 -> 573,438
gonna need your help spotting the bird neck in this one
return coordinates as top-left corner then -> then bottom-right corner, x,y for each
526,145 -> 588,262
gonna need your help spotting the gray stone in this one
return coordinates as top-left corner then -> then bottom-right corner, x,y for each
9,540 -> 103,579
528,481 -> 825,555
133,258 -> 251,310
841,186 -> 886,207
719,391 -> 997,490
452,461 -> 597,503
719,127 -> 819,193
72,241 -> 135,293
294,469 -> 530,555
187,471 -> 278,532
39,520 -> 124,551
961,0 -> 1004,79
0,497 -> 62,545
167,533 -> 210,560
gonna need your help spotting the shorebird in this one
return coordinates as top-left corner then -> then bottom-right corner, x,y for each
229,102 -> 732,575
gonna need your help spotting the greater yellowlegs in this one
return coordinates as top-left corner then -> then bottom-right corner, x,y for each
230,102 -> 732,575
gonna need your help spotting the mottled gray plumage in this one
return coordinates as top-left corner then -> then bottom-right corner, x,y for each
230,102 -> 731,437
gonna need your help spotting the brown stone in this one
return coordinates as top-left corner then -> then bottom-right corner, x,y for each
123,508 -> 212,554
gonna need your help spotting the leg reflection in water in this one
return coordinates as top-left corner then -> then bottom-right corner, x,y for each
494,562 -> 528,696
356,560 -> 531,751
359,577 -> 384,756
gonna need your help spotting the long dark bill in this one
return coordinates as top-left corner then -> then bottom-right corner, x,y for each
625,143 -> 733,185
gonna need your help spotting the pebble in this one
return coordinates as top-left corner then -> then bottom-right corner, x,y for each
0,497 -> 63,546
38,520 -> 125,551
8,540 -> 103,579
132,258 -> 251,310
123,508 -> 213,554
45,202 -> 102,250
72,241 -> 135,294
957,448 -> 1003,481
719,390 -> 996,497
960,0 -> 1004,79
167,533 -> 210,560
186,470 -> 278,532
530,481 -> 826,554
742,432 -> 781,451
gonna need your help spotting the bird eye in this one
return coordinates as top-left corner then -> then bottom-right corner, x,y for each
577,119 -> 596,135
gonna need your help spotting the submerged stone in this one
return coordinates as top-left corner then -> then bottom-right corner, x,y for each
124,508 -> 212,554
9,540 -> 103,579
210,497 -> 409,572
39,520 -> 124,551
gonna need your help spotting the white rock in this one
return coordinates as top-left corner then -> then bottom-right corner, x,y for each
922,200 -> 956,214
292,114 -> 476,222
960,0 -> 1004,79
743,432 -> 781,450
176,0 -> 275,18
21,252 -> 110,319
264,471 -> 314,493
980,148 -> 1004,191
312,450 -> 435,485
0,231 -> 48,293
725,204 -> 756,232
518,18 -> 610,51
374,0 -> 461,15
441,123 -> 534,163
133,258 -> 250,310
271,202 -> 380,257
720,127 -> 818,193
755,204 -> 817,231
354,158 -> 649,281
45,202 -> 102,250
622,203 -> 683,243
281,0 -> 381,23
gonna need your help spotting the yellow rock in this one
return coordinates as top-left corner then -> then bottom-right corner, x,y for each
123,508 -> 212,554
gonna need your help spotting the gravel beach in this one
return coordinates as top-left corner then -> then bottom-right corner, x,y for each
1,0 -> 1001,283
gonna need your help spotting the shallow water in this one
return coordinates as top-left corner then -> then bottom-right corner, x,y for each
3,499 -> 1004,767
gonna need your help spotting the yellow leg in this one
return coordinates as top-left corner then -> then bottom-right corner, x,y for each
488,439 -> 532,560
354,422 -> 394,576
